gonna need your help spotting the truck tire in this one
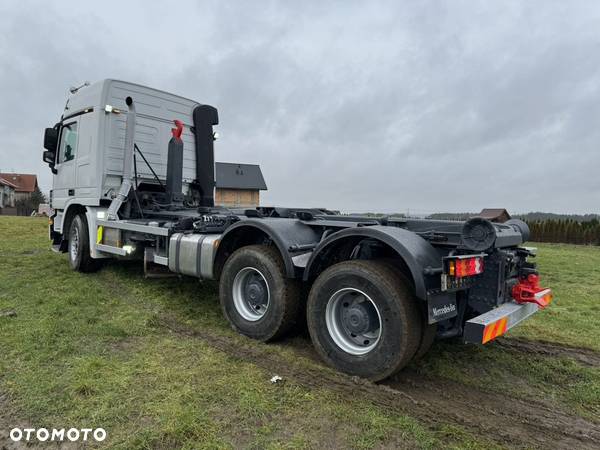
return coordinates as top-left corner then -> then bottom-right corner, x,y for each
68,214 -> 100,273
219,245 -> 302,342
306,260 -> 422,381
414,322 -> 437,360
378,258 -> 436,361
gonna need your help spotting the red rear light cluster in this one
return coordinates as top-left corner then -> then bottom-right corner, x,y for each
447,256 -> 484,278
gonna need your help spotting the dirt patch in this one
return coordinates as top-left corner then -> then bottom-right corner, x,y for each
108,335 -> 142,353
385,369 -> 600,449
496,337 -> 600,367
157,316 -> 600,450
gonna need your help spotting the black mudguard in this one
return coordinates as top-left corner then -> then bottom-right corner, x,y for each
217,218 -> 320,277
303,225 -> 441,300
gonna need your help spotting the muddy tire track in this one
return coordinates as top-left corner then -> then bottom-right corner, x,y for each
386,370 -> 600,449
495,337 -> 600,367
157,317 -> 600,450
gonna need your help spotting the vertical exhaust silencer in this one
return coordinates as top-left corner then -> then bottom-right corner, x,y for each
192,105 -> 219,207
166,120 -> 184,204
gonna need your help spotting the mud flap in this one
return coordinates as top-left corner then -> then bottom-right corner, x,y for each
427,292 -> 458,324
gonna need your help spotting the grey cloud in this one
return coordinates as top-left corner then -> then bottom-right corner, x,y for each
0,0 -> 598,214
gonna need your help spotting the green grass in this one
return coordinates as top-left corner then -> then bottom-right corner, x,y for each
0,217 -> 482,449
509,243 -> 600,350
0,217 -> 598,448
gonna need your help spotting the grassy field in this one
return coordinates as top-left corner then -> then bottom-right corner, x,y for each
0,216 -> 599,449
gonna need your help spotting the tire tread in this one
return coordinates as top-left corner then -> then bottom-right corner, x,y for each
220,245 -> 302,342
69,214 -> 101,273
307,259 -> 422,381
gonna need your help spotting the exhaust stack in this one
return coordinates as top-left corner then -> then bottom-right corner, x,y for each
107,96 -> 136,220
192,105 -> 219,207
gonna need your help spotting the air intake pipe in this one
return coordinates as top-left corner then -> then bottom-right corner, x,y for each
166,120 -> 184,204
107,96 -> 136,220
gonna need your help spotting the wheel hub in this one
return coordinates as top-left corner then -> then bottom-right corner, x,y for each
245,280 -> 267,309
325,288 -> 382,355
232,267 -> 271,321
342,304 -> 375,334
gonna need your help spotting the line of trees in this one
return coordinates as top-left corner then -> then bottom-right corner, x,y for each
526,219 -> 600,245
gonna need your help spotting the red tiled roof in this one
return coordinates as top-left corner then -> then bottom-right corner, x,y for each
0,173 -> 38,193
0,177 -> 19,189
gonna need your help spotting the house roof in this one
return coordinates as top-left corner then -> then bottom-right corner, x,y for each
215,163 -> 267,190
0,173 -> 38,193
0,177 -> 18,189
476,208 -> 511,222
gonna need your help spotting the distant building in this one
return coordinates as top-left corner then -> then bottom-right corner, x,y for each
475,208 -> 511,223
0,177 -> 17,210
214,162 -> 267,208
0,173 -> 39,202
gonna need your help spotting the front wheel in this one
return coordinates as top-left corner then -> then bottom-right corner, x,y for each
307,260 -> 422,381
68,214 -> 101,272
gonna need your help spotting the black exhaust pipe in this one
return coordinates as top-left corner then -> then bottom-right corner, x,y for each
166,120 -> 184,204
192,105 -> 219,207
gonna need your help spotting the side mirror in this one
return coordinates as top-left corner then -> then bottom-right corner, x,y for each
43,126 -> 59,174
43,127 -> 58,152
43,150 -> 56,164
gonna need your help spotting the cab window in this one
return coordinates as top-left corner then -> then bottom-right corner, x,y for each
59,122 -> 78,163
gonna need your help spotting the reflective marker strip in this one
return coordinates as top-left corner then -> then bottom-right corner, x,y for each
96,226 -> 103,244
482,317 -> 508,344
464,301 -> 540,345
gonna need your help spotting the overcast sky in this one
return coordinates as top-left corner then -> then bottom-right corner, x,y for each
0,1 -> 598,214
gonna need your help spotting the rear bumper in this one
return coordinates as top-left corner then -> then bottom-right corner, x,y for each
463,301 -> 540,344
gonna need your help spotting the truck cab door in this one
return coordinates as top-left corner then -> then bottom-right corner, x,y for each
52,119 -> 79,209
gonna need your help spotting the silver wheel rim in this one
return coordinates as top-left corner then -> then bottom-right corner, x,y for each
70,225 -> 80,262
232,267 -> 270,321
325,288 -> 382,355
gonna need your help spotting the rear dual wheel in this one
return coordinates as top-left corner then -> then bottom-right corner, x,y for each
307,260 -> 422,381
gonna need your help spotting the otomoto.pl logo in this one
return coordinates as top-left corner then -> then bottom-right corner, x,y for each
8,427 -> 106,443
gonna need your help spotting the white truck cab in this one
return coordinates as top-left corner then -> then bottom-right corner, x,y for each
43,79 -> 215,256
